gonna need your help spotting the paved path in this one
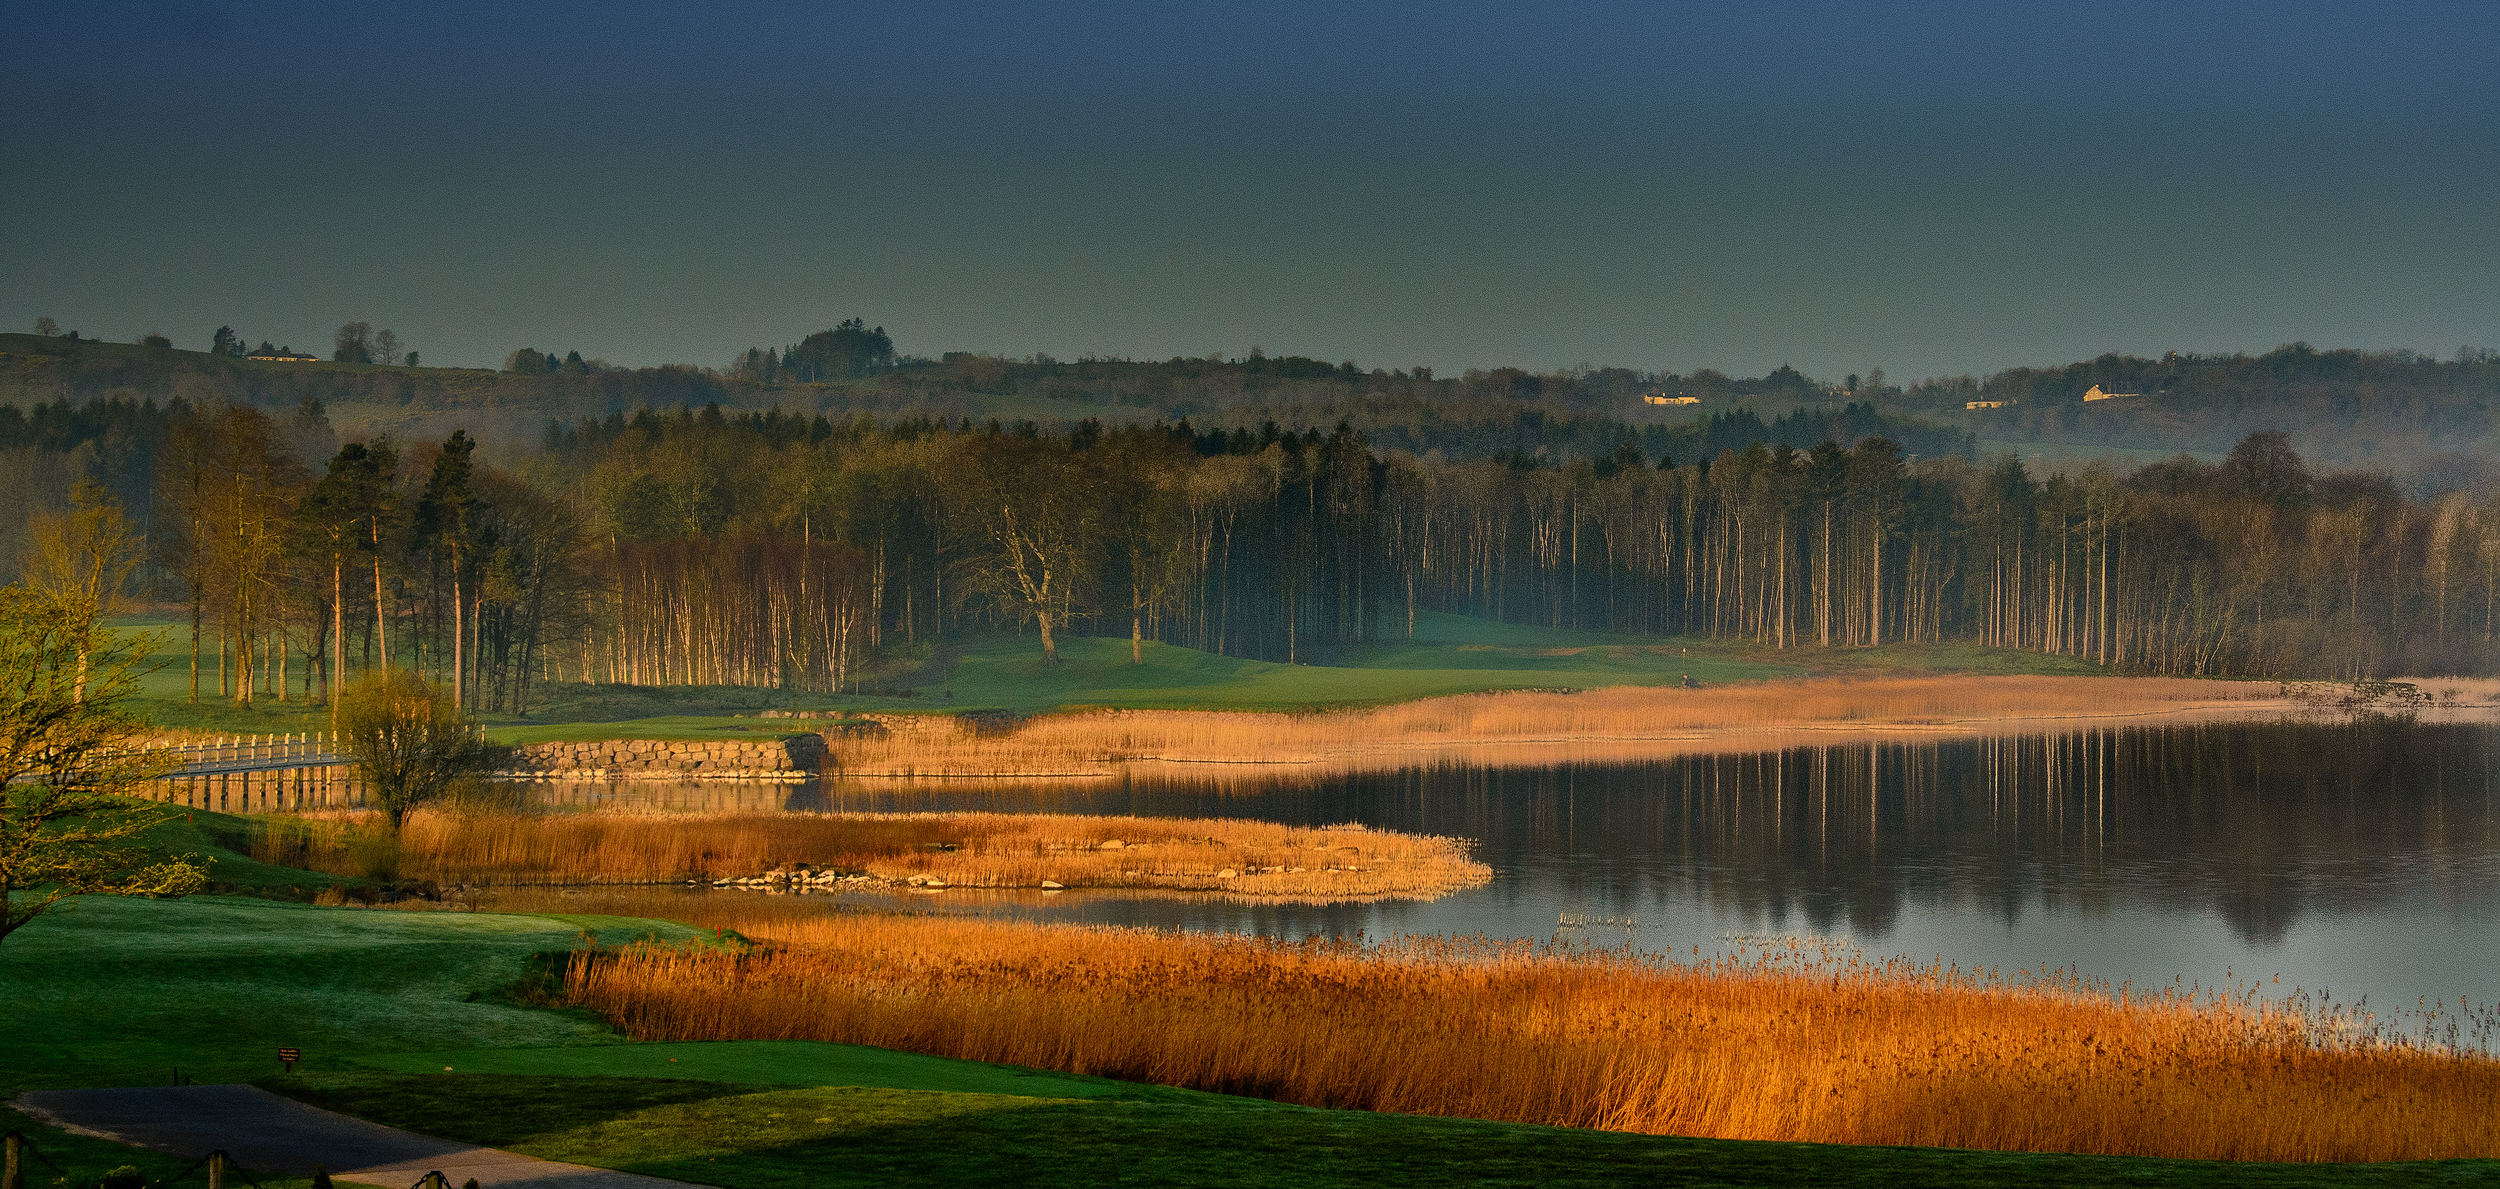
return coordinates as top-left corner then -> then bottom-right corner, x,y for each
12,1086 -> 701,1189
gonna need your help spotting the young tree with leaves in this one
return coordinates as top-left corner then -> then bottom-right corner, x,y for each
334,668 -> 502,831
0,587 -> 209,947
23,481 -> 141,702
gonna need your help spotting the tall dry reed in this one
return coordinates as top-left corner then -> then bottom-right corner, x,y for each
255,811 -> 1488,900
560,910 -> 2500,1164
831,676 -> 2283,779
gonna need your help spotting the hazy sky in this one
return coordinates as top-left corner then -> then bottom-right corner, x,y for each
5,0 -> 2495,380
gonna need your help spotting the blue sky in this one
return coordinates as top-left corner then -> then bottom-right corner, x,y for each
4,0 -> 2494,379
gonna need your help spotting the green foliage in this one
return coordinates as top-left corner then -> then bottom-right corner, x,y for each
333,669 -> 504,830
0,587 -> 207,945
780,318 -> 895,381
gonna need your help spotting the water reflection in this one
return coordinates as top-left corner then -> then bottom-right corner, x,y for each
521,719 -> 2500,1009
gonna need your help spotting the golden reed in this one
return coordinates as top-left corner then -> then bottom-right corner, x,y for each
258,811 -> 1489,900
558,909 -> 2500,1164
830,676 -> 2290,780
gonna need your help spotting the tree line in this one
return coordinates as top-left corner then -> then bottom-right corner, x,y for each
532,406 -> 2500,680
15,395 -> 2500,705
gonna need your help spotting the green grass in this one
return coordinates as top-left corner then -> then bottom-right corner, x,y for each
273,1071 -> 2500,1189
0,895 -> 701,1094
105,607 -> 2108,745
351,1039 -> 1186,1098
483,611 -> 2103,738
0,893 -> 685,1189
117,618 -> 336,736
138,804 -> 359,892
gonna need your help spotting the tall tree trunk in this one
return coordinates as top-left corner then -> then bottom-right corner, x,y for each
373,517 -> 391,670
451,554 -> 464,709
332,552 -> 345,724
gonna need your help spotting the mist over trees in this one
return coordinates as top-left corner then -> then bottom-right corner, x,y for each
12,326 -> 2500,483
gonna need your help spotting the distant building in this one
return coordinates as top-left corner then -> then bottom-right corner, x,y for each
246,347 -> 320,363
2082,384 -> 2136,402
1643,393 -> 1701,406
1965,399 -> 2013,410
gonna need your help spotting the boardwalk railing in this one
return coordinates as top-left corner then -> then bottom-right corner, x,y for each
140,733 -> 366,814
158,733 -> 352,776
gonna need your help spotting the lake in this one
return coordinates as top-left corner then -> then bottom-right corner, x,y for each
541,717 -> 2500,1026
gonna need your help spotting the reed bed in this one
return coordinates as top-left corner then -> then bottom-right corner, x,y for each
832,676 -> 2282,780
554,909 -> 2500,1164
251,810 -> 1489,900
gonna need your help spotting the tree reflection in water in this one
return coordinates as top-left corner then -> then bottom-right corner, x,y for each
532,718 -> 2498,952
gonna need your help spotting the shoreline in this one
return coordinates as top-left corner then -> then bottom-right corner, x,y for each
820,675 -> 2500,783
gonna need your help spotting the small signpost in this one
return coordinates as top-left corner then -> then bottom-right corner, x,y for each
278,1048 -> 301,1073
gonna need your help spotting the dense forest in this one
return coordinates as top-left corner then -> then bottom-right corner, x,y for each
9,388 -> 2499,716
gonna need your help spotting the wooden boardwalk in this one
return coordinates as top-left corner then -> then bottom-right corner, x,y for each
144,734 -> 367,813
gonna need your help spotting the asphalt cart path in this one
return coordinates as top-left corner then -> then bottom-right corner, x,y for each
12,1085 -> 702,1189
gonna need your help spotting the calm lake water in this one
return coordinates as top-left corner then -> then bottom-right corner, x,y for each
540,718 -> 2500,1024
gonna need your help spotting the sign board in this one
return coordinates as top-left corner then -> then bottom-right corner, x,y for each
278,1047 -> 301,1071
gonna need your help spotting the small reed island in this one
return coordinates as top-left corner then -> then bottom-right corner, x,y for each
254,811 -> 1491,903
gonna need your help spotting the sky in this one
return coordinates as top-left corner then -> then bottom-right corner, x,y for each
4,0 -> 2496,381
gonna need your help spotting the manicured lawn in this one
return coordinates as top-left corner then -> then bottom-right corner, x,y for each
485,612 -> 2109,740
276,1070 -> 2500,1189
0,896 -> 699,1095
118,618 -> 335,736
0,895 -> 699,1189
352,1040 -> 1152,1099
112,609 -> 2107,745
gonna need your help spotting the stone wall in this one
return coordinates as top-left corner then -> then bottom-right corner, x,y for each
512,734 -> 828,781
742,711 -> 1020,738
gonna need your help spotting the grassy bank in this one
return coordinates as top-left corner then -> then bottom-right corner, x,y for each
247,810 -> 1491,900
558,903 -> 2500,1165
0,896 -> 698,1093
9,894 -> 2498,1185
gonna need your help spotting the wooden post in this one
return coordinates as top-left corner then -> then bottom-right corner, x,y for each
207,1150 -> 226,1189
5,1129 -> 25,1189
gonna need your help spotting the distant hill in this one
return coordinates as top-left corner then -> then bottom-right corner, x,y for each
6,333 -> 2494,488
1900,344 -> 2500,486
0,335 -> 1963,464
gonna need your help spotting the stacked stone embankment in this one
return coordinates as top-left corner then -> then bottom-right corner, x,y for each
741,710 -> 1017,738
511,735 -> 827,781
